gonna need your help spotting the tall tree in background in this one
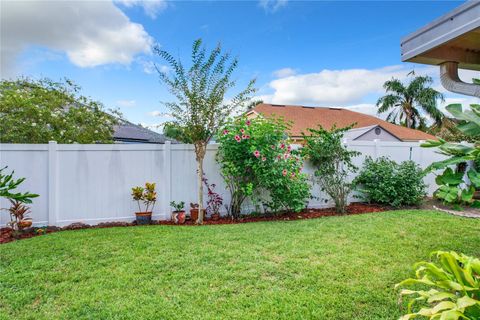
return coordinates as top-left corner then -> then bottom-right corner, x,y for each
0,78 -> 120,143
155,39 -> 256,224
376,73 -> 444,129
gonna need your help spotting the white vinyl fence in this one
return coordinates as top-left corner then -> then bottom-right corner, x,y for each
0,140 -> 446,227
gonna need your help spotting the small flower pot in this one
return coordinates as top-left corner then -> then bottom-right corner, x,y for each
135,212 -> 152,225
210,213 -> 220,221
172,211 -> 186,224
190,208 -> 206,221
18,219 -> 32,229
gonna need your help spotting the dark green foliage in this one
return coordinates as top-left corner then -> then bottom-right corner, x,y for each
0,78 -> 120,143
0,167 -> 38,204
302,125 -> 359,214
354,157 -> 426,207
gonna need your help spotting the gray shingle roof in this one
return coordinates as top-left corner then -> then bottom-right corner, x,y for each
113,121 -> 175,144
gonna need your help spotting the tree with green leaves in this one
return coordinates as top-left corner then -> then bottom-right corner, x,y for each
0,78 -> 120,144
376,72 -> 444,129
301,125 -> 359,214
154,39 -> 256,223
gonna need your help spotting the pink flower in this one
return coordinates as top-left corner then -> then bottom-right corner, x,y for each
223,130 -> 229,135
284,154 -> 289,159
240,129 -> 245,133
280,143 -> 285,149
242,135 -> 247,139
234,135 -> 241,142
282,169 -> 287,176
287,145 -> 291,152
253,150 -> 260,158
291,172 -> 296,178
277,155 -> 281,160
246,120 -> 251,126
261,156 -> 266,162
245,135 -> 250,139
271,145 -> 275,149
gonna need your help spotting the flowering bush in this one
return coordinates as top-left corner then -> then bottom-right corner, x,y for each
217,116 -> 310,218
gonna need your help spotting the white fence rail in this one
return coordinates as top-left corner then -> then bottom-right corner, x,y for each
0,140 -> 446,227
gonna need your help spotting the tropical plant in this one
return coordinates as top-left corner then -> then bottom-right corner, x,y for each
170,201 -> 185,212
376,72 -> 444,129
422,104 -> 480,207
154,39 -> 256,224
301,125 -> 359,214
131,182 -> 157,212
396,251 -> 480,320
216,116 -> 310,219
203,176 -> 223,216
0,167 -> 38,203
354,157 -> 427,207
0,78 -> 120,143
5,200 -> 31,231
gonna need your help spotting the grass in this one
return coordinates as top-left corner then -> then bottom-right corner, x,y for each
1,210 -> 479,320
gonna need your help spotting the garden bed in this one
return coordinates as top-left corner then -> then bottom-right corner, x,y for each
0,203 -> 384,244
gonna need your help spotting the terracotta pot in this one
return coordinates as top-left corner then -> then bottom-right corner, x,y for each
474,191 -> 480,200
18,219 -> 32,229
210,213 -> 220,221
172,211 -> 186,224
190,208 -> 206,221
135,211 -> 152,225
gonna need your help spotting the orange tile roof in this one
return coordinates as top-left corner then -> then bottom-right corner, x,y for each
250,104 -> 436,141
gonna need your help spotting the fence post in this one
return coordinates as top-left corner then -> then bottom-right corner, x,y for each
373,139 -> 380,159
418,140 -> 425,168
48,141 -> 58,226
162,141 -> 172,220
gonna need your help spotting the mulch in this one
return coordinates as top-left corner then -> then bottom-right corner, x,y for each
0,203 -> 385,244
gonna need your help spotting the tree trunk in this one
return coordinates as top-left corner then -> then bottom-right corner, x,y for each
195,143 -> 206,224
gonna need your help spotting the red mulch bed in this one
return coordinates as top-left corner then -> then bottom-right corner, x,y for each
0,203 -> 385,244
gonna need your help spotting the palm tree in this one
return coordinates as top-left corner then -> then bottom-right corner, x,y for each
376,73 -> 444,129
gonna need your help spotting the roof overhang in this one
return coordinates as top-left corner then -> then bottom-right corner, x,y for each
401,1 -> 480,71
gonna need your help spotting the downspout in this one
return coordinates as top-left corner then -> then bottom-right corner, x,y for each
440,61 -> 480,98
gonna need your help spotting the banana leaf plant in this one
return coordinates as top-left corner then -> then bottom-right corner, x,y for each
396,251 -> 480,320
422,104 -> 480,170
422,104 -> 480,206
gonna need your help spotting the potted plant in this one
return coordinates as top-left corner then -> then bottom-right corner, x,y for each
131,182 -> 157,225
189,202 -> 206,222
203,176 -> 223,221
170,201 -> 186,224
6,200 -> 32,230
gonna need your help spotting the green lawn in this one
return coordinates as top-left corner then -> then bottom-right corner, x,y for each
1,210 -> 479,320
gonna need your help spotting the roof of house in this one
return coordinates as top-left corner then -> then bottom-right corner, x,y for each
401,1 -> 480,71
113,121 -> 175,144
249,104 -> 436,141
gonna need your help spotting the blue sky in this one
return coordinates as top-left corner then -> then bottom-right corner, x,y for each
2,0 -> 477,130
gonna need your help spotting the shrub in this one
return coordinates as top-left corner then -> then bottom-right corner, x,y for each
302,125 -> 359,214
216,116 -> 310,218
396,251 -> 480,320
354,157 -> 426,207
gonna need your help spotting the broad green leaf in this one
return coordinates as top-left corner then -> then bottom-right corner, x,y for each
456,296 -> 478,309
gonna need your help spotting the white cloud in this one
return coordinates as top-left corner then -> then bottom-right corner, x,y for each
116,99 -> 137,108
1,0 -> 153,77
149,110 -> 163,117
273,67 -> 296,78
115,0 -> 167,19
259,0 -> 288,12
260,65 -> 439,106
